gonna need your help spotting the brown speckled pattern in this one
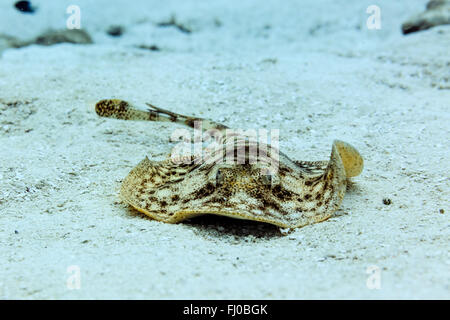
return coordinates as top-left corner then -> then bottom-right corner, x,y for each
95,99 -> 363,229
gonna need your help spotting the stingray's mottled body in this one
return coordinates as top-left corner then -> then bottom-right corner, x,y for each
95,99 -> 363,229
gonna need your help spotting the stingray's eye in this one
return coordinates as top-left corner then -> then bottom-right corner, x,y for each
261,174 -> 272,186
215,169 -> 224,186
261,172 -> 280,188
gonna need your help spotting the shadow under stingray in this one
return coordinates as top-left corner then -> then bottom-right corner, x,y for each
122,204 -> 283,239
120,181 -> 364,240
183,215 -> 283,239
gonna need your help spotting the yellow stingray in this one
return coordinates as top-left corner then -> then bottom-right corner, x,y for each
95,99 -> 363,229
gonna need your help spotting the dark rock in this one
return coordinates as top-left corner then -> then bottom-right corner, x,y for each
402,0 -> 450,34
14,1 -> 36,14
107,25 -> 124,37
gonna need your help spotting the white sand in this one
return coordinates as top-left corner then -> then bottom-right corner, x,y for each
0,0 -> 449,299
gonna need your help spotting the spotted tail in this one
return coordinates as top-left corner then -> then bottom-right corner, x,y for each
95,99 -> 228,131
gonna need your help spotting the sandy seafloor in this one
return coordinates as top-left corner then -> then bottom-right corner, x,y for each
0,0 -> 449,299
